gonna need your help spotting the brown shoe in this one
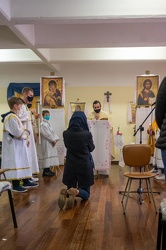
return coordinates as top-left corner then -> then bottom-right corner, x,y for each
58,189 -> 67,209
66,188 -> 78,209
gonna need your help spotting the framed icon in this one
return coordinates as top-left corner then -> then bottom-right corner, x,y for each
137,75 -> 159,106
40,76 -> 65,109
70,102 -> 86,113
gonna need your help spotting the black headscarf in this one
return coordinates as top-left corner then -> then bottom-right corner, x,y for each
68,111 -> 95,168
68,111 -> 89,131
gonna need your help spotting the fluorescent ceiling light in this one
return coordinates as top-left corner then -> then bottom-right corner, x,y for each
0,49 -> 42,62
38,47 -> 166,61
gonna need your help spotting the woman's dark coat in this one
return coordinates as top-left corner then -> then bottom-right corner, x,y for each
62,112 -> 95,188
155,77 -> 166,149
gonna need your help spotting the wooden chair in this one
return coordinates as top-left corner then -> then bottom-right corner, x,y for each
121,144 -> 157,214
0,169 -> 17,228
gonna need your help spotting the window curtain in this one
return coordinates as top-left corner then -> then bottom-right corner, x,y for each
7,83 -> 40,98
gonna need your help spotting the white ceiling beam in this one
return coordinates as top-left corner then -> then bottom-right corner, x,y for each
0,0 -> 11,20
0,7 -> 60,71
33,22 -> 166,48
1,0 -> 166,72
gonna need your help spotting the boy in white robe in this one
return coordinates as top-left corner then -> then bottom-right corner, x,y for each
38,110 -> 59,176
1,97 -> 32,192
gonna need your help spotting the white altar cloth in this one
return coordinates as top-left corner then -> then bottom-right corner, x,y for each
114,134 -> 125,149
88,120 -> 111,172
114,134 -> 125,167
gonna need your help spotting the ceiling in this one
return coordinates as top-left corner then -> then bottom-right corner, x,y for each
1,0 -> 166,73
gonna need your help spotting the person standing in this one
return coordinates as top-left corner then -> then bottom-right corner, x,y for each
58,111 -> 95,210
38,110 -> 59,177
19,87 -> 39,188
1,97 -> 32,192
87,100 -> 113,122
87,100 -> 115,161
155,77 -> 166,181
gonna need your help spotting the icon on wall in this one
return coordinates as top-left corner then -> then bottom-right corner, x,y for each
70,102 -> 86,113
136,75 -> 159,106
40,76 -> 65,109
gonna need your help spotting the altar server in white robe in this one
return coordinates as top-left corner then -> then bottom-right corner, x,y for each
19,87 -> 39,184
38,110 -> 59,177
1,97 -> 32,192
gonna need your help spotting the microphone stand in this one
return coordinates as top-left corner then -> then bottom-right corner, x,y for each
133,105 -> 160,204
133,106 -> 155,142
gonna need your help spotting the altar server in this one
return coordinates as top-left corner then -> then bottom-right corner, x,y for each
38,110 -> 59,176
19,87 -> 39,187
1,97 -> 32,192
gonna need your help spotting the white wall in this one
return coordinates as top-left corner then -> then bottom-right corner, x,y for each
0,64 -> 51,87
60,61 -> 166,87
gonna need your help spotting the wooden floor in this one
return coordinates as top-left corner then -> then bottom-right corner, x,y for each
0,165 -> 165,250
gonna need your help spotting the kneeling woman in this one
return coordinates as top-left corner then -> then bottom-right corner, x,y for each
58,111 -> 95,209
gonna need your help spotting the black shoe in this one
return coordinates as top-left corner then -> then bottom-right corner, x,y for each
22,180 -> 39,188
12,185 -> 27,193
48,169 -> 55,175
42,171 -> 54,177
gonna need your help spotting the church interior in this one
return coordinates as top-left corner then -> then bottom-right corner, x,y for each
1,1 -> 166,249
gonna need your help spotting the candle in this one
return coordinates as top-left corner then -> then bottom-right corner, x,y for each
26,117 -> 28,130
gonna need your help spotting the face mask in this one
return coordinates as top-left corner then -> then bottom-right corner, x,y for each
94,109 -> 101,113
27,103 -> 32,108
27,96 -> 33,102
45,115 -> 50,121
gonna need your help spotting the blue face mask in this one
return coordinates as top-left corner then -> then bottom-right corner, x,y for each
45,115 -> 50,121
